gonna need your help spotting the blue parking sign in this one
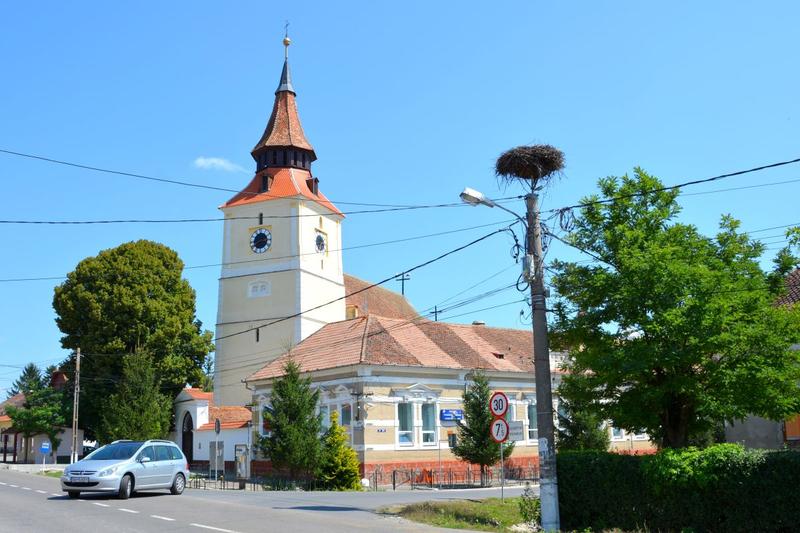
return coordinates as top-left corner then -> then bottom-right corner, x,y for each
40,441 -> 50,454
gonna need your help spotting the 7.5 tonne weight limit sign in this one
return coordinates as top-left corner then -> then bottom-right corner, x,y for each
490,418 -> 510,443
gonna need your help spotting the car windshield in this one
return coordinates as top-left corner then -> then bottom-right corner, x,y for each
85,441 -> 144,461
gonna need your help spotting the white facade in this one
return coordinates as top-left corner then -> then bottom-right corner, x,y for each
214,194 -> 345,405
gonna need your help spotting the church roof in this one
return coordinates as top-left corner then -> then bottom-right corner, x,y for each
344,274 -> 418,320
220,166 -> 342,216
247,315 -> 557,381
251,58 -> 315,157
196,405 -> 251,431
776,268 -> 800,306
182,388 -> 213,403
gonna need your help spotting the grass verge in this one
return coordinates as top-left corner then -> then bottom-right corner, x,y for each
39,470 -> 63,478
383,497 -> 526,532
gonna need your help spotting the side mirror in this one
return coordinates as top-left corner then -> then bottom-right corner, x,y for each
140,456 -> 151,463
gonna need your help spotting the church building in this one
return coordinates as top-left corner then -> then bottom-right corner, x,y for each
183,37 -> 652,478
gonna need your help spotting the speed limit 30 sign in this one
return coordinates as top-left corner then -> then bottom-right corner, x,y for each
490,392 -> 509,418
490,418 -> 510,443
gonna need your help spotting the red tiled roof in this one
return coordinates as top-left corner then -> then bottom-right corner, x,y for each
344,274 -> 418,320
247,315 -> 552,381
252,90 -> 315,155
196,406 -> 252,431
221,167 -> 342,216
183,388 -> 213,403
0,393 -> 25,416
776,269 -> 800,306
0,415 -> 11,424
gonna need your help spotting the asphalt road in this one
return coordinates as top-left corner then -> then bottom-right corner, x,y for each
0,469 -> 528,533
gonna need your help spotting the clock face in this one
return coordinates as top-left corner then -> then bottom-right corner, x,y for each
315,233 -> 326,253
250,228 -> 272,253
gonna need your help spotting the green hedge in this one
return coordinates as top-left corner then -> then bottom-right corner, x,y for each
558,444 -> 800,532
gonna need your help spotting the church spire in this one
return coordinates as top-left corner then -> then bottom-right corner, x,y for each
276,35 -> 294,94
251,34 -> 316,171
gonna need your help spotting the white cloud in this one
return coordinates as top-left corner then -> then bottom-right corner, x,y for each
193,156 -> 247,173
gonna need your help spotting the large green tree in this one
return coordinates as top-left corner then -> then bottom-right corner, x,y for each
550,168 -> 800,448
259,360 -> 322,480
52,240 -> 214,437
97,352 -> 172,443
6,386 -> 66,463
452,371 -> 514,486
7,363 -> 44,398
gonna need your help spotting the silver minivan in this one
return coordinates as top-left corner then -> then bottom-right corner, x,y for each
61,439 -> 189,499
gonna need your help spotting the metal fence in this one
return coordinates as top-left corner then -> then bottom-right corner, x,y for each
385,464 -> 539,490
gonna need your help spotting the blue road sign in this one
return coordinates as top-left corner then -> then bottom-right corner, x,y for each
40,441 -> 50,454
440,409 -> 464,421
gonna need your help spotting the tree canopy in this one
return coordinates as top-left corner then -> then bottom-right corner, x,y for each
259,360 -> 322,480
7,363 -> 44,398
6,386 -> 66,462
452,371 -> 513,485
97,352 -> 172,443
556,397 -> 610,451
52,240 -> 214,437
550,168 -> 800,448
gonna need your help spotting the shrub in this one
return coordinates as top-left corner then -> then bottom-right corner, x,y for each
518,482 -> 541,525
558,445 -> 800,532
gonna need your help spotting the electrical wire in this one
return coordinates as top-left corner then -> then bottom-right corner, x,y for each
0,218 -> 516,283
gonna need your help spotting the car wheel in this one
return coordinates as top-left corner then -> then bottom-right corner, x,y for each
170,473 -> 185,495
67,491 -> 80,499
118,474 -> 133,500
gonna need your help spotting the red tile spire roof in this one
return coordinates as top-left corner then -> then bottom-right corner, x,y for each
223,38 -> 340,216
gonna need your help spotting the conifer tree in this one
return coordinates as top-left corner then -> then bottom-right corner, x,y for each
261,360 -> 321,481
319,411 -> 362,490
97,352 -> 172,443
7,363 -> 43,398
452,371 -> 514,486
556,397 -> 610,451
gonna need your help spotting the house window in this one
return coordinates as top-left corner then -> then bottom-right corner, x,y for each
505,403 -> 515,422
259,213 -> 263,225
320,406 -> 330,432
527,403 -> 538,440
612,427 -> 624,440
398,402 -> 413,445
422,403 -> 436,444
341,404 -> 352,426
255,328 -> 260,342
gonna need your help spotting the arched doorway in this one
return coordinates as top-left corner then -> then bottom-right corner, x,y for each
182,412 -> 194,463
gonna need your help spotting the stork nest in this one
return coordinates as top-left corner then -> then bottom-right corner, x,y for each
495,145 -> 565,186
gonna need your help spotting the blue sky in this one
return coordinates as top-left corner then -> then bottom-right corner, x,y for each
1,1 -> 798,394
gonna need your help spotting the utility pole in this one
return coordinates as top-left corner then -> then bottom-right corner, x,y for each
70,348 -> 81,464
527,193 -> 560,531
395,273 -> 410,296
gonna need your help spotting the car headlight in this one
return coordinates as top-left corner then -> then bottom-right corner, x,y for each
63,469 -> 71,476
98,466 -> 118,477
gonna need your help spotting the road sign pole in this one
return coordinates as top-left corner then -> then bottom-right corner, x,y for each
500,442 -> 504,502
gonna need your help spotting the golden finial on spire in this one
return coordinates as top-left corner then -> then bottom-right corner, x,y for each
283,21 -> 291,59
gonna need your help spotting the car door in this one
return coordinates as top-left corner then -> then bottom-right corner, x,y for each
135,446 -> 157,488
154,445 -> 174,486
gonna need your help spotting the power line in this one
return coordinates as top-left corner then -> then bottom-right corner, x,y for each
0,219 -> 516,283
213,226 -> 512,343
547,156 -> 800,214
0,148 -> 522,213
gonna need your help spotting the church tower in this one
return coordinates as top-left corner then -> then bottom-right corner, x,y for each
214,37 -> 346,405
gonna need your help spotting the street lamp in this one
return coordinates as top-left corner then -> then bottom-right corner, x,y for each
460,185 -> 560,531
459,188 -> 527,228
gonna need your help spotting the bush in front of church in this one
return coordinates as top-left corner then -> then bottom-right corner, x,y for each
318,411 -> 362,491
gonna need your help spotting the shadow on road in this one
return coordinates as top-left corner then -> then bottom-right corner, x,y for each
275,505 -> 366,512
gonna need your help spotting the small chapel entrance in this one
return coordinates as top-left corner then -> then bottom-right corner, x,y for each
182,412 -> 194,463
